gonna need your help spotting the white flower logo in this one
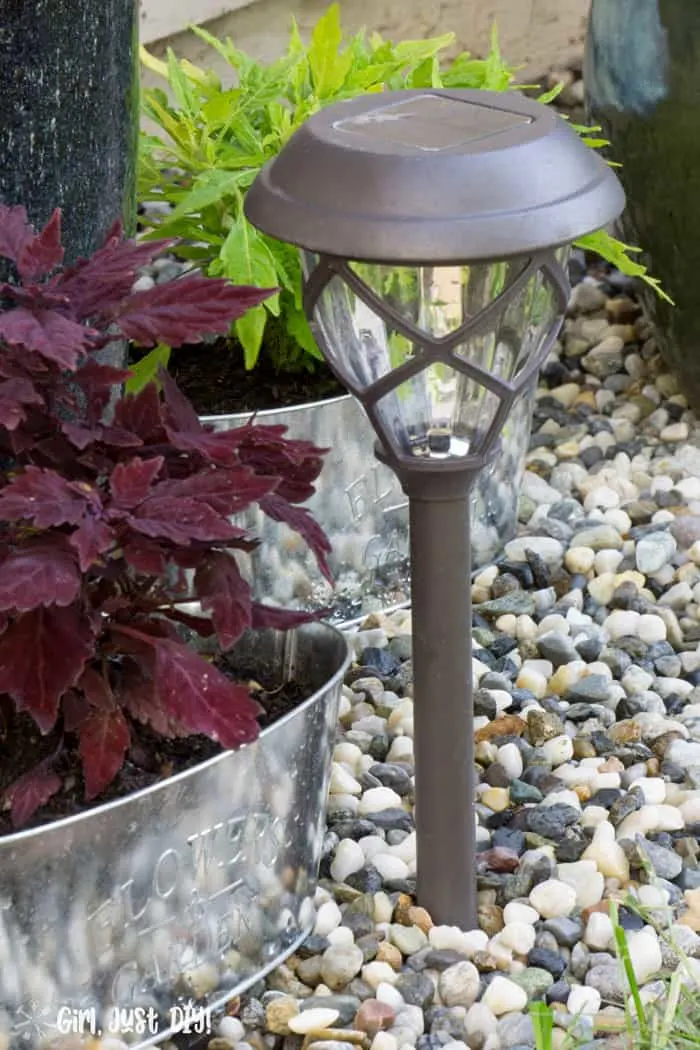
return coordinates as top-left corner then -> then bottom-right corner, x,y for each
13,1000 -> 58,1042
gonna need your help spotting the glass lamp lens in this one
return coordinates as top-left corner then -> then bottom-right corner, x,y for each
305,253 -> 559,461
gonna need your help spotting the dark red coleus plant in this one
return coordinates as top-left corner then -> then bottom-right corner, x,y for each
0,205 -> 332,826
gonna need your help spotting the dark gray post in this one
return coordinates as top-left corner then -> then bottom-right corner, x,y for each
0,0 -> 139,264
396,467 -> 478,930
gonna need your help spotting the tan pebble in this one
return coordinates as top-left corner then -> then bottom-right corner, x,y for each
574,784 -> 591,803
376,941 -> 402,970
608,721 -> 641,745
646,757 -> 661,776
393,893 -> 415,924
265,997 -> 300,1034
472,950 -> 499,972
482,787 -> 510,812
408,905 -> 433,933
474,715 -> 526,742
573,390 -> 597,409
598,757 -> 624,773
478,904 -> 504,936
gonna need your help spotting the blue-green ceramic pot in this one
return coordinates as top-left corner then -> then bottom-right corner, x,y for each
585,0 -> 700,403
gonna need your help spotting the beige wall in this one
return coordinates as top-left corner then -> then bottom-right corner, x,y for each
141,0 -> 590,89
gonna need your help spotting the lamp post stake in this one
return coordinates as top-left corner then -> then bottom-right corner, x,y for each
398,467 -> 478,927
245,87 -> 625,929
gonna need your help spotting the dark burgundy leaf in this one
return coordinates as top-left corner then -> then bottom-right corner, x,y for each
6,766 -> 63,827
0,466 -> 95,527
166,427 -> 240,465
250,602 -> 326,631
69,516 -> 115,572
0,605 -> 94,732
127,497 -> 241,544
153,638 -> 260,748
159,366 -> 201,433
17,208 -> 64,281
62,421 -> 144,451
115,276 -> 276,347
121,536 -> 168,575
0,377 -> 44,431
164,608 -> 217,638
0,542 -> 80,611
117,662 -> 187,738
110,456 -> 164,506
260,493 -> 333,583
75,361 -> 133,388
195,551 -> 251,650
77,666 -> 114,710
78,705 -> 131,799
0,204 -> 35,265
151,467 -> 277,515
0,307 -> 95,369
112,384 -> 165,442
53,231 -> 174,320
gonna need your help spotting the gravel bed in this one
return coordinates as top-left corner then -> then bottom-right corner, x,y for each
189,251 -> 700,1050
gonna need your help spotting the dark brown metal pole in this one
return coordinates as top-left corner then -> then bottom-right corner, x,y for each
396,467 -> 477,930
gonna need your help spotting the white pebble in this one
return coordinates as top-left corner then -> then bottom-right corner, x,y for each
498,922 -> 536,954
566,545 -> 596,573
377,982 -> 405,1010
330,762 -> 363,795
481,975 -> 528,1016
629,777 -> 666,805
604,609 -> 640,638
363,962 -> 400,988
327,926 -> 355,947
627,927 -> 663,984
218,1017 -> 245,1043
529,879 -> 577,918
288,1009 -> 340,1034
567,986 -> 602,1016
502,902 -> 538,926
557,860 -> 604,909
496,743 -> 523,780
314,900 -> 342,936
541,735 -> 574,765
638,615 -> 667,645
372,854 -> 410,881
585,912 -> 614,950
359,787 -> 404,815
331,839 -> 366,882
429,925 -> 488,957
582,820 -> 630,881
438,961 -> 481,1007
372,1034 -> 399,1050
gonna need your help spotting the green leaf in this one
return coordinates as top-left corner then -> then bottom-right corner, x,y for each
125,345 -> 172,395
285,305 -> 322,358
236,304 -> 267,369
308,3 -> 352,96
220,218 -> 280,305
167,169 -> 246,221
166,48 -> 198,116
575,229 -> 673,304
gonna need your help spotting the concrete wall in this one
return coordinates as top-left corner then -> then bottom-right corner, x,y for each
140,0 -> 590,88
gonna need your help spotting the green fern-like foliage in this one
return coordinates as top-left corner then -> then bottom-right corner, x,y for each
138,9 -> 667,379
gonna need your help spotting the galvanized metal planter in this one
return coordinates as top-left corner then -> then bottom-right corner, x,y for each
0,623 -> 349,1049
203,387 -> 534,623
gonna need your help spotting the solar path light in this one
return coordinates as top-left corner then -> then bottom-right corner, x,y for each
245,88 -> 625,930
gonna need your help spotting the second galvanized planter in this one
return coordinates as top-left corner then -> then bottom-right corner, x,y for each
203,386 -> 535,623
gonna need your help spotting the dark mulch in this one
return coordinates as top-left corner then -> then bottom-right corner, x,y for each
0,667 -> 310,838
130,336 -> 345,415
